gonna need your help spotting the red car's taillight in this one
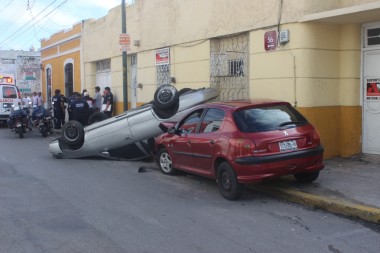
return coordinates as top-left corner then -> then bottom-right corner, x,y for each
307,130 -> 321,146
229,138 -> 256,158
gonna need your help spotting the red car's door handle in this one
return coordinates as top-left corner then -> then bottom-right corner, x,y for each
209,140 -> 215,145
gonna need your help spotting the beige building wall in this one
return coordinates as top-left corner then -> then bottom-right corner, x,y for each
80,0 -> 380,157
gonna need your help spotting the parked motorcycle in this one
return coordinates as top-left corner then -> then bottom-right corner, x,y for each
29,106 -> 54,137
8,103 -> 30,138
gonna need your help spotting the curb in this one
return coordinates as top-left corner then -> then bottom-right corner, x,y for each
247,184 -> 380,224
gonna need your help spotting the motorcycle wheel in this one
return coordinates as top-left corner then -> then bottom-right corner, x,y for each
18,127 -> 24,138
41,126 -> 48,137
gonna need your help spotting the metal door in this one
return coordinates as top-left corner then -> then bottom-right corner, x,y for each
210,33 -> 249,101
130,55 -> 137,108
363,50 -> 380,154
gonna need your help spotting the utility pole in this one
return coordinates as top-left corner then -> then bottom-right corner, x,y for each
122,0 -> 128,111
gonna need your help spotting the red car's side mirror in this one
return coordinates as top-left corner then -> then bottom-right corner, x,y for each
167,127 -> 176,134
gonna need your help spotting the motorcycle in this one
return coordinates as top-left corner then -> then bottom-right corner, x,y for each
8,103 -> 31,138
29,105 -> 55,137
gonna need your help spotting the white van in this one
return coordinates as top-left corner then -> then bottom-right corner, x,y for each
0,74 -> 22,124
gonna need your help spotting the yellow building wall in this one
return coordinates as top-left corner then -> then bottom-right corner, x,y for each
41,22 -> 82,102
250,22 -> 362,158
41,52 -> 81,99
81,0 -> 370,158
41,23 -> 82,48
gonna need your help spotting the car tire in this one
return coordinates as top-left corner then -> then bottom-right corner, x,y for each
61,121 -> 84,147
88,112 -> 108,125
41,126 -> 48,137
154,85 -> 179,110
153,102 -> 179,119
157,148 -> 176,175
217,162 -> 244,200
293,171 -> 320,183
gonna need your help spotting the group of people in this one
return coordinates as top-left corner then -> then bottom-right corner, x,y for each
52,86 -> 114,129
21,91 -> 44,108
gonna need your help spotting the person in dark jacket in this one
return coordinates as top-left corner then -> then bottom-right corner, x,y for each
52,89 -> 65,129
67,92 -> 78,121
102,87 -> 113,118
69,93 -> 90,126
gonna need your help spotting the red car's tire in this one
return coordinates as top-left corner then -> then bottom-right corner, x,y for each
293,171 -> 320,183
157,148 -> 176,175
217,162 -> 244,200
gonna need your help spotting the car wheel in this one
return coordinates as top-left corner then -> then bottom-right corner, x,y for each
154,85 -> 179,110
157,148 -> 176,175
61,121 -> 84,147
88,112 -> 108,125
293,171 -> 320,183
217,162 -> 244,200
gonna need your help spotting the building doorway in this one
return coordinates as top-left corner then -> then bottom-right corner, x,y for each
130,55 -> 138,108
46,68 -> 52,107
64,63 -> 73,97
362,24 -> 380,155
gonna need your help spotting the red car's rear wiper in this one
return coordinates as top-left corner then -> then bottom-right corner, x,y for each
278,121 -> 306,127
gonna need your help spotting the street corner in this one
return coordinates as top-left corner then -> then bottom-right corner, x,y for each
246,180 -> 380,224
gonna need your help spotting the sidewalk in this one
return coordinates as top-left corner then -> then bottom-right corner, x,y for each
247,155 -> 380,224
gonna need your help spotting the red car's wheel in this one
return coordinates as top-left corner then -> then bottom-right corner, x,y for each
293,171 -> 319,183
217,162 -> 244,200
157,148 -> 176,175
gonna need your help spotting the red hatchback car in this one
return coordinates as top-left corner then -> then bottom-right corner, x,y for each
155,100 -> 324,200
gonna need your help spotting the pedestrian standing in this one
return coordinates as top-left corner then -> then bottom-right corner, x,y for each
93,86 -> 102,112
102,87 -> 113,118
32,92 -> 38,107
67,92 -> 77,121
52,89 -> 65,129
60,94 -> 68,125
22,93 -> 31,107
37,92 -> 44,107
69,93 -> 90,126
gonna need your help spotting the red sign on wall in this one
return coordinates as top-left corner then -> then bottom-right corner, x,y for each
156,47 -> 170,65
264,31 -> 277,51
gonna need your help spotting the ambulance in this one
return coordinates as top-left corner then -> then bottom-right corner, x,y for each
0,74 -> 22,124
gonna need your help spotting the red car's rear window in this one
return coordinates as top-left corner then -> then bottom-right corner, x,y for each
233,104 -> 307,133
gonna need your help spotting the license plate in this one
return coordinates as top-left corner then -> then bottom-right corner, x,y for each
16,123 -> 21,127
279,140 -> 298,152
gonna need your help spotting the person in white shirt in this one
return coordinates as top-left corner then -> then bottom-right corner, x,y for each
37,92 -> 44,107
22,93 -> 31,108
32,92 -> 38,107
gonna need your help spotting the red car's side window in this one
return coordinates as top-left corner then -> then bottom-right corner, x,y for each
199,108 -> 225,134
178,109 -> 204,133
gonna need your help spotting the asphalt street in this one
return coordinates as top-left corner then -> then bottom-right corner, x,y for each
0,127 -> 379,253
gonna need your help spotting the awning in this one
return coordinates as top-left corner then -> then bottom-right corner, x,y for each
300,2 -> 380,24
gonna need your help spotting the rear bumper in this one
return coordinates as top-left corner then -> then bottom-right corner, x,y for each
233,146 -> 324,184
235,146 -> 324,165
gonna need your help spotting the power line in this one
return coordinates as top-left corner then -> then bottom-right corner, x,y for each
0,0 -> 15,14
0,3 -> 29,34
0,0 -> 70,48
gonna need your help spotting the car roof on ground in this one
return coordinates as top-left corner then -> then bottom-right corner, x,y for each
208,99 -> 290,109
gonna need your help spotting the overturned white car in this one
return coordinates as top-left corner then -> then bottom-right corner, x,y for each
49,85 -> 218,159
